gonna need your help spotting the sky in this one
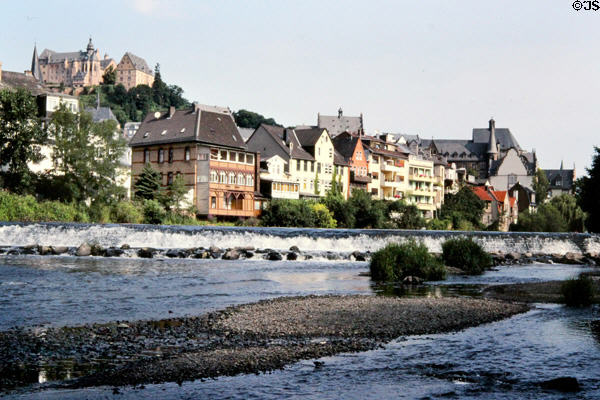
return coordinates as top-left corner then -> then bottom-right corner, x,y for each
1,0 -> 598,171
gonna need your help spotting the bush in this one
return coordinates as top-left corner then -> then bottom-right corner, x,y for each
261,199 -> 316,227
36,200 -> 83,222
370,239 -> 446,282
427,218 -> 450,230
310,203 -> 337,228
561,275 -> 596,306
0,191 -> 88,222
235,217 -> 260,227
442,237 -> 491,274
111,201 -> 144,224
143,199 -> 166,224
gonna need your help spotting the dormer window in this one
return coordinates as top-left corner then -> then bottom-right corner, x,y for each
143,132 -> 149,138
161,130 -> 167,136
180,128 -> 185,133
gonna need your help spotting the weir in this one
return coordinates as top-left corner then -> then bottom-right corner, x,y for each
1,222 -> 599,255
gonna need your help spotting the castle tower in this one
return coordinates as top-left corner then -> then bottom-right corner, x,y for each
31,44 -> 42,83
487,118 -> 498,161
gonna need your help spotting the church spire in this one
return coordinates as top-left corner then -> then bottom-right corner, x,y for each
487,118 -> 498,159
31,43 -> 42,83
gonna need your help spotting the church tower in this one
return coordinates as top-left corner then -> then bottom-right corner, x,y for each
31,44 -> 42,83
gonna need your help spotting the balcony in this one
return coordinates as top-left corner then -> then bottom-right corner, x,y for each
381,163 -> 401,172
382,179 -> 403,188
409,173 -> 434,182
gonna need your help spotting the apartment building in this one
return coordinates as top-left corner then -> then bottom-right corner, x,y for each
130,103 -> 259,218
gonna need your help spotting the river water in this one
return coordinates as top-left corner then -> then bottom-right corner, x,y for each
1,253 -> 599,399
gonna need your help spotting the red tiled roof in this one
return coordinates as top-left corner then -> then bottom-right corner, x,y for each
509,197 -> 516,208
493,190 -> 507,203
471,186 -> 492,202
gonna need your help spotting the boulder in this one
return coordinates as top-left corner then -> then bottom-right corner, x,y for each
267,251 -> 283,261
22,245 -> 38,255
209,246 -> 223,259
326,252 -> 340,261
561,252 -> 584,264
38,245 -> 52,256
505,252 -> 521,261
222,249 -> 241,260
90,244 -> 105,256
289,245 -> 300,253
76,243 -> 92,257
286,252 -> 298,261
51,246 -> 69,255
137,248 -> 156,258
104,247 -> 125,257
351,251 -> 367,262
120,244 -> 131,250
166,249 -> 190,258
539,377 -> 580,392
242,250 -> 254,259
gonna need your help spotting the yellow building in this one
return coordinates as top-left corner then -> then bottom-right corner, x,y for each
406,156 -> 436,218
116,52 -> 154,90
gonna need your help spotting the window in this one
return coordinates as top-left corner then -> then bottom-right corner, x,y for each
224,194 -> 232,210
167,172 -> 173,185
210,170 -> 218,182
238,153 -> 245,163
144,148 -> 150,163
317,163 -> 321,173
158,148 -> 164,163
310,161 -> 314,172
220,150 -> 227,160
229,151 -> 236,161
246,174 -> 253,186
168,148 -> 174,163
229,172 -> 235,184
329,149 -> 333,158
211,196 -> 216,209
185,147 -> 191,161
198,153 -> 209,161
237,173 -> 244,185
210,149 -> 219,160
509,174 -> 517,185
219,171 -> 226,183
246,154 -> 254,165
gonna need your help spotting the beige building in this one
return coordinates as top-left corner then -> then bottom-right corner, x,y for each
116,53 -> 154,90
35,39 -> 116,88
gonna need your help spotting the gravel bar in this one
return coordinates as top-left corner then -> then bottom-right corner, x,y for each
0,295 -> 528,390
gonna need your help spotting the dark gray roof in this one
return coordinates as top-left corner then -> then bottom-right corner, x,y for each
259,124 -> 314,161
130,104 -> 245,149
0,70 -> 46,95
100,58 -> 115,69
39,49 -> 89,63
237,127 -> 255,142
332,132 -> 359,161
318,112 -> 363,137
421,139 -> 486,161
85,106 -> 118,123
472,128 -> 521,151
123,52 -> 153,75
545,169 -> 574,190
295,127 -> 326,147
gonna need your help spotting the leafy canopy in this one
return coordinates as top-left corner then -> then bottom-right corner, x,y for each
577,146 -> 600,233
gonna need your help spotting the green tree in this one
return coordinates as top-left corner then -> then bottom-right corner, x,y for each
387,200 -> 426,229
233,109 -> 280,129
322,190 -> 356,228
533,168 -> 549,204
549,194 -> 586,232
329,167 -> 342,197
261,199 -> 317,227
50,105 -> 127,203
348,189 -> 386,228
577,147 -> 600,233
440,186 -> 485,228
510,203 -> 567,232
166,174 -> 188,211
314,170 -> 320,195
310,203 -> 337,228
134,164 -> 163,201
0,89 -> 47,192
102,66 -> 116,85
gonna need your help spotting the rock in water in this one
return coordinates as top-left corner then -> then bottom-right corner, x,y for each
222,249 -> 241,260
138,248 -> 156,258
289,245 -> 300,252
286,252 -> 298,261
351,251 -> 366,261
539,377 -> 580,392
76,243 -> 92,257
267,251 -> 283,261
51,246 -> 68,255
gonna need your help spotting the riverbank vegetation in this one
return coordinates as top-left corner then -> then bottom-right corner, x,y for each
561,275 -> 596,307
369,240 -> 446,282
441,237 -> 491,275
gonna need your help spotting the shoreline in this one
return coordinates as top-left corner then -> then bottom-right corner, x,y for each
0,295 -> 528,391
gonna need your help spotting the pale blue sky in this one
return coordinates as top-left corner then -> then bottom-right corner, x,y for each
1,0 -> 598,171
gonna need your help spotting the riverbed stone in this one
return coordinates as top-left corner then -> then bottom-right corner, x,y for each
38,245 -> 52,255
222,249 -> 241,260
51,246 -> 69,255
120,244 -> 131,250
104,248 -> 125,257
90,244 -> 105,257
561,252 -> 584,264
137,248 -> 156,258
166,249 -> 190,258
539,377 -> 580,392
267,251 -> 283,261
76,243 -> 92,257
505,252 -> 521,261
289,245 -> 300,252
209,246 -> 223,259
286,252 -> 298,261
351,251 -> 367,262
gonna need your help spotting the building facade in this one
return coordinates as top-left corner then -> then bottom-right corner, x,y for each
115,52 -> 154,90
130,104 -> 259,218
545,162 -> 576,199
35,39 -> 116,88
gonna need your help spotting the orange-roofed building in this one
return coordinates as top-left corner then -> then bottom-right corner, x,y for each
471,186 -> 518,230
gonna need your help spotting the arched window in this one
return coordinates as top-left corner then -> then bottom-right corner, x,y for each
246,174 -> 253,186
237,173 -> 244,185
210,170 -> 218,182
229,172 -> 235,184
158,148 -> 164,163
219,171 -> 226,183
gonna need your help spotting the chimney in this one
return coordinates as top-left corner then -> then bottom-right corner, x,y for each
168,106 -> 176,118
192,102 -> 200,113
0,61 -> 2,82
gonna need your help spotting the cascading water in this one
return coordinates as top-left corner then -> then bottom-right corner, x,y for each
0,222 -> 599,255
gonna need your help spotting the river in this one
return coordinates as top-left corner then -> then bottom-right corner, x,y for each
1,223 -> 599,399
